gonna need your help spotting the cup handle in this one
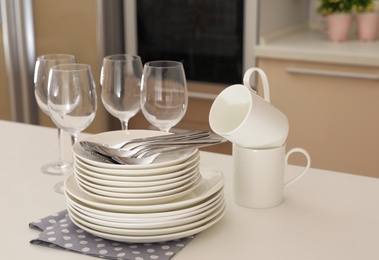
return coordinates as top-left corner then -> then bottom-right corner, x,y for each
243,67 -> 271,102
284,148 -> 311,187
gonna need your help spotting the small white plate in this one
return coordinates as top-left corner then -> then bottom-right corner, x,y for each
74,159 -> 199,185
73,130 -> 197,169
68,202 -> 226,243
64,163 -> 224,213
74,173 -> 202,205
75,169 -> 199,195
75,172 -> 202,200
74,151 -> 200,177
74,165 -> 199,192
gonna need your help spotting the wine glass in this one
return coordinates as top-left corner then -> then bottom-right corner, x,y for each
140,60 -> 188,132
34,54 -> 76,175
47,63 -> 97,193
100,54 -> 143,130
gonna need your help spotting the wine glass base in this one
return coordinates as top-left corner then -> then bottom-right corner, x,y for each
53,181 -> 65,194
41,161 -> 73,175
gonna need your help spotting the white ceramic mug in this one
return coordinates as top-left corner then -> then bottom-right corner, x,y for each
209,67 -> 289,149
233,143 -> 311,208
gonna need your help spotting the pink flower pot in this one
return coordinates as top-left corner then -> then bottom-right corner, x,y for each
325,13 -> 352,42
357,13 -> 379,41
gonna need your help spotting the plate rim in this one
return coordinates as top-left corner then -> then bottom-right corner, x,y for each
68,202 -> 226,243
74,164 -> 199,192
75,172 -> 202,201
64,163 -> 224,213
74,151 -> 200,176
66,187 -> 224,221
67,199 -> 225,236
67,193 -> 224,228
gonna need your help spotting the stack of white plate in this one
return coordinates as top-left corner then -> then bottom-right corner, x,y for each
65,130 -> 225,243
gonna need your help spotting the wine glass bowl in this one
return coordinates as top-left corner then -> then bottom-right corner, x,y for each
140,60 -> 188,132
100,54 -> 143,130
33,54 -> 76,175
34,54 -> 76,115
48,64 -> 97,140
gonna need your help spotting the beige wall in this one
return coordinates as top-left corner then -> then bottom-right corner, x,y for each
33,0 -> 109,133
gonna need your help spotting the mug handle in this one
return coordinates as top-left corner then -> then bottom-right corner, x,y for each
284,148 -> 311,187
243,67 -> 271,102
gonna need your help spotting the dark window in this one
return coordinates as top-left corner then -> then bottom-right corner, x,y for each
136,0 -> 244,84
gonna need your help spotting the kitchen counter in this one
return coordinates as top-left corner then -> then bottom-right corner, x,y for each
2,119 -> 379,259
255,25 -> 379,67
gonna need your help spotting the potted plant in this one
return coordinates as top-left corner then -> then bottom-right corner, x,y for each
317,0 -> 353,42
352,0 -> 379,41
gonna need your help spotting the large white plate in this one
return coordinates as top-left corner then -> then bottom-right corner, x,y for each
74,165 -> 199,192
67,193 -> 224,229
66,187 -> 224,222
64,164 -> 224,213
75,172 -> 202,200
68,200 -> 225,236
74,151 -> 200,176
68,202 -> 226,243
73,130 -> 198,169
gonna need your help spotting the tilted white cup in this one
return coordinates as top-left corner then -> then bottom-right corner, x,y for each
209,67 -> 289,149
233,144 -> 311,208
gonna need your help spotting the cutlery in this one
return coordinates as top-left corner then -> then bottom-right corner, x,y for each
80,136 -> 226,165
82,135 -> 223,158
111,142 -> 224,165
79,144 -> 120,164
80,130 -> 210,151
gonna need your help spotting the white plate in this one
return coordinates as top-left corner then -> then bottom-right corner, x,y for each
74,165 -> 199,193
65,163 -> 224,213
75,173 -> 201,204
74,151 -> 200,177
73,130 -> 197,169
68,202 -> 226,243
75,172 -> 201,200
74,159 -> 200,187
66,187 -> 224,222
68,200 -> 225,236
67,193 -> 224,229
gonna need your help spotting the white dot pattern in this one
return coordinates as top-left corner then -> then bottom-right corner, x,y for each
29,210 -> 196,260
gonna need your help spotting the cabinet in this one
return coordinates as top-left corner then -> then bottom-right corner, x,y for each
258,58 -> 379,178
126,81 -> 232,155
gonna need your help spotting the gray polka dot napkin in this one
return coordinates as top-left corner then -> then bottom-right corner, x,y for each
29,210 -> 196,260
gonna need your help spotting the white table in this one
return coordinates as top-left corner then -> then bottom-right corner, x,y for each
1,119 -> 379,259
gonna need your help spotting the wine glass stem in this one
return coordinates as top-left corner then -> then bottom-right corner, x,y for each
121,120 -> 129,130
57,128 -> 66,166
70,133 -> 78,146
67,133 -> 78,165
